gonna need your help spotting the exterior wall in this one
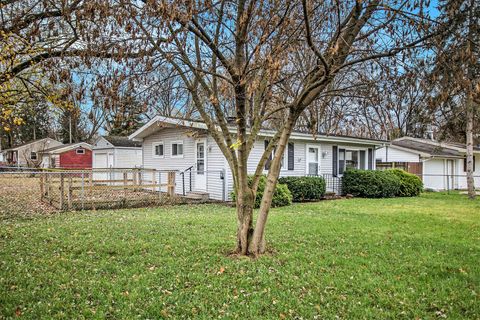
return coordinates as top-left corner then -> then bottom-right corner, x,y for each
224,139 -> 375,199
423,159 -> 448,190
206,135 -> 227,201
13,138 -> 63,167
114,148 -> 142,168
140,127 -> 380,200
455,156 -> 480,189
59,148 -> 92,169
94,137 -> 111,148
142,127 -> 197,196
376,146 -> 420,163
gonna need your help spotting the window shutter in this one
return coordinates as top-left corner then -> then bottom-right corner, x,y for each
368,148 -> 373,170
265,140 -> 271,170
332,146 -> 338,177
288,143 -> 294,170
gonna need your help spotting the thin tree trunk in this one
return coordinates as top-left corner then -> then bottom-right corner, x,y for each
249,113 -> 297,255
235,186 -> 255,254
466,96 -> 476,199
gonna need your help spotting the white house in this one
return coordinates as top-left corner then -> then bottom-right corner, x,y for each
92,136 -> 142,169
2,138 -> 63,167
376,137 -> 480,190
129,116 -> 386,200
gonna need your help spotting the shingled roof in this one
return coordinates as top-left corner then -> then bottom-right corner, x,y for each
391,137 -> 479,158
103,136 -> 142,148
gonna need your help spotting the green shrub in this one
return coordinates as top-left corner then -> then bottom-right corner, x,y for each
231,175 -> 292,208
388,169 -> 423,197
342,169 -> 401,198
278,176 -> 326,202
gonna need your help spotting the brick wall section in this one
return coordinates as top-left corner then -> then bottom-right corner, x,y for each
59,148 -> 92,169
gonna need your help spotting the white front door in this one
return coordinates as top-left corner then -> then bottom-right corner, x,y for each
306,145 -> 320,176
195,139 -> 207,191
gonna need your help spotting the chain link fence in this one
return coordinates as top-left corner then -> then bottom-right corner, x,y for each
0,168 -> 225,215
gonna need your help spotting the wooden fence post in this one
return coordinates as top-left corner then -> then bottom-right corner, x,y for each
67,175 -> 73,210
123,171 -> 128,197
152,170 -> 156,192
40,173 -> 44,200
89,172 -> 93,197
167,172 -> 175,197
59,173 -> 65,210
46,173 -> 51,201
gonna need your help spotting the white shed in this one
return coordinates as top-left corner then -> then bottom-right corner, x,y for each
92,136 -> 142,169
376,137 -> 480,190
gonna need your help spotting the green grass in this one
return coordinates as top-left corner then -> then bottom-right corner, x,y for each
1,193 -> 479,319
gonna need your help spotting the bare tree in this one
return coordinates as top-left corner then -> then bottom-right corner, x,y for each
100,0 -> 437,255
430,0 -> 479,199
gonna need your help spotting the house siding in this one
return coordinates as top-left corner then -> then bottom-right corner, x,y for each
59,148 -> 92,169
114,148 -> 142,168
376,146 -> 420,163
456,157 -> 480,189
206,136 -> 227,200
142,127 -> 197,195
12,138 -> 63,167
223,139 -> 373,199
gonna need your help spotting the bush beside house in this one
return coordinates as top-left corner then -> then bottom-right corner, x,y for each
342,169 -> 423,198
231,175 -> 292,208
389,169 -> 423,197
342,170 -> 401,198
278,176 -> 326,202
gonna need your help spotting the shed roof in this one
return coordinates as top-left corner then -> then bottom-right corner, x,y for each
3,138 -> 61,152
103,136 -> 142,148
42,142 -> 92,154
391,137 -> 479,158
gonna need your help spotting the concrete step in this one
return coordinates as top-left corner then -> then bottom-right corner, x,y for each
185,191 -> 209,201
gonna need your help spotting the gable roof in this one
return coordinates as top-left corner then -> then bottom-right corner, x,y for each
129,116 -> 387,146
102,136 -> 142,148
42,142 -> 92,154
390,137 -> 480,158
2,138 -> 62,152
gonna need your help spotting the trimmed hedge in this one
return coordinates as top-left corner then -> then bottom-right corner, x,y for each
278,176 -> 326,202
342,169 -> 423,198
389,169 -> 423,197
342,169 -> 401,198
231,175 -> 292,208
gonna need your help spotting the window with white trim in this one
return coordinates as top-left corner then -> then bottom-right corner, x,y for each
171,141 -> 184,158
338,148 -> 367,175
30,152 -> 37,160
76,148 -> 85,154
152,142 -> 164,158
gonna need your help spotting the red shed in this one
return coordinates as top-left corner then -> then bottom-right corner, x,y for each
41,142 -> 93,169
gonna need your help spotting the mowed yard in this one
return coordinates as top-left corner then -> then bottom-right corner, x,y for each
1,193 -> 479,319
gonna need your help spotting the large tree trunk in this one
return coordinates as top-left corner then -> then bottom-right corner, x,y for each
466,96 -> 476,200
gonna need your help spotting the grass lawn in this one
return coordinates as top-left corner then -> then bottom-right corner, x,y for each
1,192 -> 479,319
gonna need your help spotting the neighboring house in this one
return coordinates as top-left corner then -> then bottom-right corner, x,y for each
376,137 -> 480,190
41,142 -> 93,169
92,136 -> 143,169
0,144 -> 4,163
129,116 -> 386,200
2,138 -> 63,167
